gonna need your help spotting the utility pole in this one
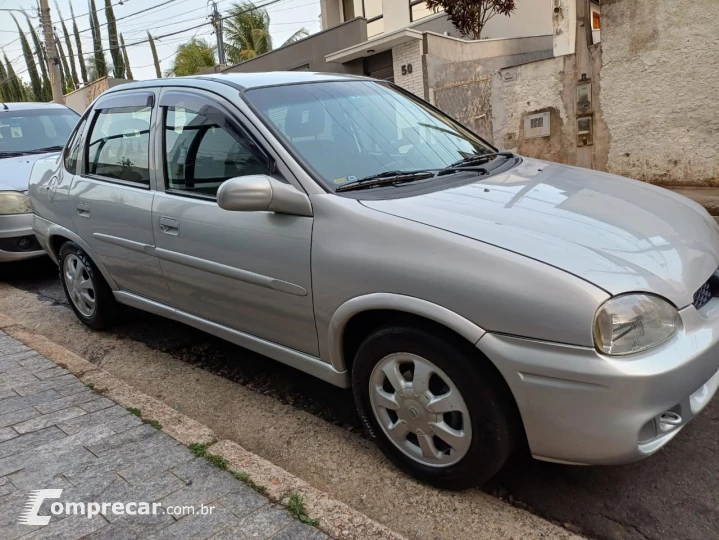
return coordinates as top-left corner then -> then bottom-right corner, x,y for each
39,0 -> 64,103
209,0 -> 225,66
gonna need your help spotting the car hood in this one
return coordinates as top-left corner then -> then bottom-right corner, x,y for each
361,158 -> 719,308
0,153 -> 58,191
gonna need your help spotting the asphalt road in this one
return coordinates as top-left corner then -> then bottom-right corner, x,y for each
2,256 -> 718,540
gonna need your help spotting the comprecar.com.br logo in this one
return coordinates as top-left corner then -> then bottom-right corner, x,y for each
19,489 -> 215,526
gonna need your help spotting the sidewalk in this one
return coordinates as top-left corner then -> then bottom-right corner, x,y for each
0,330 -> 328,540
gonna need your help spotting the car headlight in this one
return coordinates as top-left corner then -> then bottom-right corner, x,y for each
594,294 -> 681,355
0,191 -> 32,215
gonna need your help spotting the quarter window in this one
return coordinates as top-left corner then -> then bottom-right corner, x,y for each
86,106 -> 151,185
164,106 -> 270,197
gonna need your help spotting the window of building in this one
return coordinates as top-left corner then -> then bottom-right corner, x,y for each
362,0 -> 383,37
592,11 -> 600,30
164,106 -> 270,197
86,106 -> 151,185
410,0 -> 433,22
342,0 -> 354,20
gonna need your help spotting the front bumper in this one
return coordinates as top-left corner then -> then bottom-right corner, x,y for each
479,300 -> 719,465
0,213 -> 45,262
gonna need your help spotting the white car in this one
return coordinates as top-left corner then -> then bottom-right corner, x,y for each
1,102 -> 79,262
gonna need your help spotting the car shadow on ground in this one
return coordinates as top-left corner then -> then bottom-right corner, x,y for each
3,257 -> 719,540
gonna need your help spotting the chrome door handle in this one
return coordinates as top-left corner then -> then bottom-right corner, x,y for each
158,216 -> 179,236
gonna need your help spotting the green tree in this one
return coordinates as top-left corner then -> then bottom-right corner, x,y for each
120,34 -> 132,80
147,31 -> 162,78
55,1 -> 80,88
23,13 -> 52,101
105,0 -> 124,78
55,32 -> 75,92
424,0 -> 517,40
89,0 -> 108,78
11,14 -> 42,101
4,54 -> 25,101
165,38 -> 216,77
70,3 -> 88,84
0,58 -> 8,102
224,1 -> 308,64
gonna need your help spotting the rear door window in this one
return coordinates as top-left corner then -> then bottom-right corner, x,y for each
86,106 -> 151,185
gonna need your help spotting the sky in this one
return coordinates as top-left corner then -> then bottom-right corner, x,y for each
0,0 -> 322,84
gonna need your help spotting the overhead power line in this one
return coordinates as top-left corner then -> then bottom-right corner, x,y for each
0,0 -> 286,86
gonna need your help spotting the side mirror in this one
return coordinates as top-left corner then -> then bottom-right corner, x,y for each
216,175 -> 312,217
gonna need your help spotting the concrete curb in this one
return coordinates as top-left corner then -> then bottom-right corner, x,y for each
0,312 -> 406,540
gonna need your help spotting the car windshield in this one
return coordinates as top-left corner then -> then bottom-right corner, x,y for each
245,80 -> 495,190
0,108 -> 79,155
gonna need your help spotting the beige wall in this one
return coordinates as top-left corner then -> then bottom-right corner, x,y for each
600,0 -> 719,184
481,0 -> 553,40
64,78 -> 129,113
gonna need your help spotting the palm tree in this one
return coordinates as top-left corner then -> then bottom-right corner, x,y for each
224,1 -> 308,64
165,39 -> 216,77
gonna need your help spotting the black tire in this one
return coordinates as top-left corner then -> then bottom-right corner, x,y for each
352,326 -> 518,490
58,241 -> 118,330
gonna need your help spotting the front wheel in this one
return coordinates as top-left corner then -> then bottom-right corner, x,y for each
352,326 -> 517,490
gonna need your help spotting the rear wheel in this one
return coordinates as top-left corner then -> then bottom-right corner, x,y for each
59,242 -> 117,330
352,326 -> 517,490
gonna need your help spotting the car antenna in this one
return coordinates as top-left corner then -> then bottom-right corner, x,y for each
1,103 -> 7,110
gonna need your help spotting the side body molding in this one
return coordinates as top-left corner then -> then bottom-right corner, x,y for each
327,293 -> 486,372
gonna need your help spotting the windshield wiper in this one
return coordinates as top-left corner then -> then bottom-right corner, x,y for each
336,170 -> 434,192
438,151 -> 514,175
0,151 -> 28,158
27,145 -> 64,154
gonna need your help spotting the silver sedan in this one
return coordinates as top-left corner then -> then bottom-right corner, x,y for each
1,102 -> 79,262
28,73 -> 719,489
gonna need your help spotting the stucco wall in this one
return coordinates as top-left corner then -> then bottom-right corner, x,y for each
492,57 -> 572,159
425,35 -> 553,142
601,0 -> 719,184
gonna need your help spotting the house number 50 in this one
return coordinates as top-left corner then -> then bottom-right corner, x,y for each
401,64 -> 413,76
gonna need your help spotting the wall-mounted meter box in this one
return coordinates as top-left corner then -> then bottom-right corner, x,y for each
577,116 -> 594,146
524,112 -> 551,139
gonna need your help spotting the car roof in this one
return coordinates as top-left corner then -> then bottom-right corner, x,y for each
0,102 -> 73,111
103,71 -> 373,94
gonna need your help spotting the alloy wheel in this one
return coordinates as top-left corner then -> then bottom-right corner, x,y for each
369,352 -> 472,467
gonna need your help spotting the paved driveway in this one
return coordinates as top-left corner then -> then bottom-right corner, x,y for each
2,257 -> 717,540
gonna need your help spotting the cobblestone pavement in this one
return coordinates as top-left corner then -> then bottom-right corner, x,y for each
0,330 -> 327,540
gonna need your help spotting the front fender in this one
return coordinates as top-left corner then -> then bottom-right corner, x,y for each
327,293 -> 486,372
